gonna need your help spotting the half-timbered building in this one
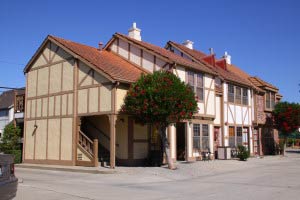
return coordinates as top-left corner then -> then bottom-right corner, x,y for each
22,23 -> 281,168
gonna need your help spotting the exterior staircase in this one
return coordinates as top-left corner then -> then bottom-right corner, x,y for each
77,130 -> 98,167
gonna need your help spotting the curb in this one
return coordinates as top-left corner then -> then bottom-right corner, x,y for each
15,164 -> 116,174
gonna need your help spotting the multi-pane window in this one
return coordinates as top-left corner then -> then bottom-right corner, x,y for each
271,93 -> 275,109
193,124 -> 201,149
265,92 -> 275,109
196,73 -> 204,100
187,71 -> 204,101
235,86 -> 241,104
236,127 -> 243,146
202,124 -> 209,150
193,124 -> 210,151
229,126 -> 235,147
187,71 -> 194,91
228,84 -> 235,103
229,126 -> 247,147
228,84 -> 248,105
242,88 -> 248,105
266,92 -> 271,109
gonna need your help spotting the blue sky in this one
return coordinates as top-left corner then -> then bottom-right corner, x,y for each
0,0 -> 299,102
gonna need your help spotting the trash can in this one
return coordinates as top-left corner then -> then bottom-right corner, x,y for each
218,146 -> 231,160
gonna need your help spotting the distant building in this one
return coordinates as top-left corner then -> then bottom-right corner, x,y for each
0,89 -> 25,142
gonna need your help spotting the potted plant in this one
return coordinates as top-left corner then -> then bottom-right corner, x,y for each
237,145 -> 250,161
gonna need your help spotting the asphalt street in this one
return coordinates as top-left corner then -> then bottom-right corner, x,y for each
14,153 -> 300,200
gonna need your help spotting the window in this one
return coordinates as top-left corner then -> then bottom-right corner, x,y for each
229,126 -> 235,147
228,84 -> 249,105
271,93 -> 275,109
235,87 -> 241,104
215,77 -> 221,87
193,124 -> 201,149
187,71 -> 204,101
228,84 -> 234,103
187,71 -> 194,91
266,92 -> 271,109
265,92 -> 275,110
242,88 -> 248,105
229,126 -> 246,147
196,73 -> 204,100
236,127 -> 243,146
193,124 -> 210,151
202,124 -> 209,150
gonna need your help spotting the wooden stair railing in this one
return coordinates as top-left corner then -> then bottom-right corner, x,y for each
78,130 -> 98,167
84,119 -> 119,147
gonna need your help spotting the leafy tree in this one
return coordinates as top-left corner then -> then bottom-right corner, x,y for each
0,123 -> 21,152
121,71 -> 198,169
272,102 -> 300,155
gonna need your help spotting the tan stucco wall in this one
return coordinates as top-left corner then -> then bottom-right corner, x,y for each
116,115 -> 128,159
27,70 -> 37,98
60,118 -> 73,160
110,38 -> 167,72
24,42 -> 76,165
47,119 -> 60,160
116,86 -> 128,112
37,67 -> 49,96
78,89 -> 88,114
34,119 -> 47,160
175,66 -> 186,82
49,63 -> 62,94
88,87 -> 99,113
77,61 -> 112,115
100,85 -> 112,112
24,120 -> 35,159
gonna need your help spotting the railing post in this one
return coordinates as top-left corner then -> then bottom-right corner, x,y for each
93,139 -> 99,167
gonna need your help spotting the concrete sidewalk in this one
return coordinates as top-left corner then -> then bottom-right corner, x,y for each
15,163 -> 116,174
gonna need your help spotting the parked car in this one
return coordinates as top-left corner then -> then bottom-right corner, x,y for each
0,154 -> 18,200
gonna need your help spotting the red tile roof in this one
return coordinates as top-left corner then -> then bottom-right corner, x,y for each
248,76 -> 278,90
49,35 -> 147,83
167,41 -> 253,87
113,33 -> 216,75
25,35 -> 146,83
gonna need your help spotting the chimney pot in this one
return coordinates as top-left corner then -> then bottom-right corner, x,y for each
183,40 -> 194,49
224,51 -> 231,65
98,42 -> 103,51
209,48 -> 214,55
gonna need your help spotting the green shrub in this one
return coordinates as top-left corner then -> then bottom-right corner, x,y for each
287,138 -> 296,147
4,150 -> 22,163
237,145 -> 250,161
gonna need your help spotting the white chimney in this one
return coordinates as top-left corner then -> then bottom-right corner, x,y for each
183,40 -> 194,49
128,22 -> 141,41
224,51 -> 231,64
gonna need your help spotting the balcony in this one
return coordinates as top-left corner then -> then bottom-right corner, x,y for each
14,94 -> 25,121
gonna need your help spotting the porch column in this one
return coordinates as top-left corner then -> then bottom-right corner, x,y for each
109,114 -> 116,169
167,124 -> 176,162
185,122 -> 193,161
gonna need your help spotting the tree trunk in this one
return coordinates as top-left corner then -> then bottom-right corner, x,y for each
159,126 -> 176,170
